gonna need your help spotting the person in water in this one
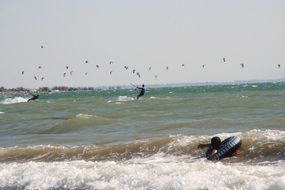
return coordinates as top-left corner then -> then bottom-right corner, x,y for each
198,136 -> 240,159
136,84 -> 145,99
27,94 -> 39,102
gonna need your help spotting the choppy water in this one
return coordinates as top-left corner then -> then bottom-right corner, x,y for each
0,82 -> 285,190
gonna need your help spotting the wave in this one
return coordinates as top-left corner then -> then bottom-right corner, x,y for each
149,96 -> 157,99
0,157 -> 285,189
42,114 -> 116,134
117,96 -> 135,102
0,112 -> 4,114
76,113 -> 95,119
1,129 -> 284,163
0,97 -> 28,104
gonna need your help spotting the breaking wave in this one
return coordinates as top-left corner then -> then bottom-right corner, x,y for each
117,96 -> 135,102
0,97 -> 28,104
1,129 -> 284,163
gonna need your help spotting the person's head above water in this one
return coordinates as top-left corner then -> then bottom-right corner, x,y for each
211,136 -> 221,149
142,84 -> 145,87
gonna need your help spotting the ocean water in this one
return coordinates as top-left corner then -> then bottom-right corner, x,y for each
0,82 -> 285,190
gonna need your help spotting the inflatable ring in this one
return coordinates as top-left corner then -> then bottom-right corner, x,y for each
205,136 -> 241,160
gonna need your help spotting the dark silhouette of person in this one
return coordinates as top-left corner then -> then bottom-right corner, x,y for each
136,84 -> 145,99
198,136 -> 241,160
198,137 -> 222,157
27,94 -> 39,102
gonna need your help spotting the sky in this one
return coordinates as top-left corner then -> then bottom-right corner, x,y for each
0,0 -> 285,88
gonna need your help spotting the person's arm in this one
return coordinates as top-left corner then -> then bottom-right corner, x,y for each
198,143 -> 210,149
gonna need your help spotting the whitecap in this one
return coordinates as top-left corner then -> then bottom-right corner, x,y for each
117,96 -> 134,102
0,157 -> 284,190
0,112 -> 4,114
246,129 -> 285,141
211,132 -> 242,139
0,97 -> 28,104
76,113 -> 95,119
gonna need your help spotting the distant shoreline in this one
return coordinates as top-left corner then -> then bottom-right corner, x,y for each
1,79 -> 285,93
0,86 -> 96,93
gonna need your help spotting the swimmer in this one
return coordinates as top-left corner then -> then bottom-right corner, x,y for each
198,136 -> 221,157
198,136 -> 241,159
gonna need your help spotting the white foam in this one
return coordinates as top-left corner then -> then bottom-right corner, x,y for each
0,156 -> 284,190
168,134 -> 204,148
0,97 -> 28,104
205,130 -> 285,142
117,96 -> 134,102
76,113 -> 95,119
0,112 -> 4,114
212,132 -> 243,139
246,129 -> 285,141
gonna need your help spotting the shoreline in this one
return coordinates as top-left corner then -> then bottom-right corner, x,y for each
1,79 -> 285,93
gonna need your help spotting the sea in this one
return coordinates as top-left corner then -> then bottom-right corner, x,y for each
0,82 -> 285,190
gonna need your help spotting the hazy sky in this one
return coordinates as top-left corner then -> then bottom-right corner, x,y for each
0,0 -> 285,88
